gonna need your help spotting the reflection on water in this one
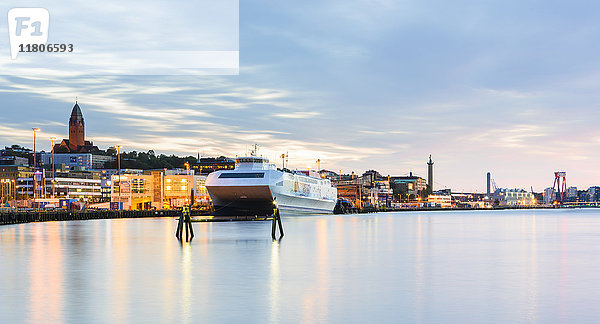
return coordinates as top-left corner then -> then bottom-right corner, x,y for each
181,240 -> 192,322
269,240 -> 280,323
28,223 -> 64,323
3,210 -> 600,322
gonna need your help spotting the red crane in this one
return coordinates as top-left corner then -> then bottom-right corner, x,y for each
553,171 -> 567,203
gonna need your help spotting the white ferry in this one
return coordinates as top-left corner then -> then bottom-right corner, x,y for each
205,155 -> 337,216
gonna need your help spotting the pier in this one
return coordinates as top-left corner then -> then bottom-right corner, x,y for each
0,209 -> 182,226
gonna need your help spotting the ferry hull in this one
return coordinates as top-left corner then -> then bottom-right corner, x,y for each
208,185 -> 275,216
208,185 -> 336,216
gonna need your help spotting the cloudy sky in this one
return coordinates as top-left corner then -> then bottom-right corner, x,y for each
1,0 -> 600,192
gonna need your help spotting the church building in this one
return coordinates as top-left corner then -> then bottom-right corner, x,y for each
53,102 -> 99,153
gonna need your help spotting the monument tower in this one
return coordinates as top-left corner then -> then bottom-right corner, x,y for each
427,155 -> 434,192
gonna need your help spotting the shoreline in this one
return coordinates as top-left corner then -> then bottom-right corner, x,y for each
2,205 -> 599,226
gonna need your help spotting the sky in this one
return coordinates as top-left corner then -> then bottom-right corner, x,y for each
1,0 -> 600,192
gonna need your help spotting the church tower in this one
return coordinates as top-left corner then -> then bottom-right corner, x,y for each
68,102 -> 85,149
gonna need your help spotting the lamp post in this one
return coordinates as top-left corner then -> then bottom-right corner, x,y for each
115,145 -> 123,210
32,127 -> 40,204
184,161 -> 191,205
12,179 -> 16,207
280,153 -> 288,170
1,179 -> 5,204
50,137 -> 56,199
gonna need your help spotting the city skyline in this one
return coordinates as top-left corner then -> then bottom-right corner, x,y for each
2,0 -> 600,192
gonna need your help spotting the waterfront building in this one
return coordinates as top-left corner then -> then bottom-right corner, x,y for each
1,166 -> 32,202
53,102 -> 99,153
99,170 -> 115,201
0,166 -> 33,199
367,181 -> 393,207
0,155 -> 29,166
333,172 -> 376,208
110,169 -> 208,210
1,145 -> 31,155
428,194 -> 452,208
576,190 -> 589,202
45,177 -> 102,200
565,186 -> 579,202
193,175 -> 210,204
8,168 -> 102,202
111,173 -> 156,210
544,187 -> 555,204
391,174 -> 427,200
588,186 -> 600,202
494,189 -> 536,206
362,170 -> 383,182
99,169 -> 142,202
43,169 -> 102,201
41,152 -> 114,170
190,156 -> 235,175
163,171 -> 193,208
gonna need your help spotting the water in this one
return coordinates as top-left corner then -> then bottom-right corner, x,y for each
2,209 -> 600,323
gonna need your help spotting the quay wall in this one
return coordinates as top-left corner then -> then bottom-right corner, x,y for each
0,209 -> 184,226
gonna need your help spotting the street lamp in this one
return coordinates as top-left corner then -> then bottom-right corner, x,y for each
50,137 -> 56,199
11,179 -> 16,207
1,179 -> 6,204
115,145 -> 123,210
280,153 -> 288,170
184,161 -> 192,206
32,127 -> 40,203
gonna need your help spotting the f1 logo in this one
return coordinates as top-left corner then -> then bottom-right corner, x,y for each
7,8 -> 49,59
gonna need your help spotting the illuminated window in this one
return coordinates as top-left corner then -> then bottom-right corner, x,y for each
181,186 -> 187,190
166,186 -> 172,190
166,179 -> 172,183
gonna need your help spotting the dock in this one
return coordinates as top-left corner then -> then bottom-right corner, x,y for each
0,209 -> 182,226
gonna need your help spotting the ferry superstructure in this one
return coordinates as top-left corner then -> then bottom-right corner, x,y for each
205,156 -> 337,216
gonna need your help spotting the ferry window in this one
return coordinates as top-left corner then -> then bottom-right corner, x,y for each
218,173 -> 265,178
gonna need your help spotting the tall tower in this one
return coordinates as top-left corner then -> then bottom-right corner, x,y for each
487,172 -> 491,195
68,102 -> 85,149
427,155 -> 434,192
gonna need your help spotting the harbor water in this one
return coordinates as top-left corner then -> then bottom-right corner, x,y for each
2,209 -> 600,323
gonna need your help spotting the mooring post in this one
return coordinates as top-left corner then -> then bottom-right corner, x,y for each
184,207 -> 189,241
276,208 -> 284,238
186,212 -> 194,240
188,190 -> 194,240
271,211 -> 277,240
176,211 -> 184,240
177,206 -> 194,242
271,199 -> 283,240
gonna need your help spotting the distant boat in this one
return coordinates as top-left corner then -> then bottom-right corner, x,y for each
205,156 -> 337,216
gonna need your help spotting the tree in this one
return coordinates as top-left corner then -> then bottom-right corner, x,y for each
102,150 -> 197,170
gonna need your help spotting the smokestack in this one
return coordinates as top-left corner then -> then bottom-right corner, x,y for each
487,172 -> 491,195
